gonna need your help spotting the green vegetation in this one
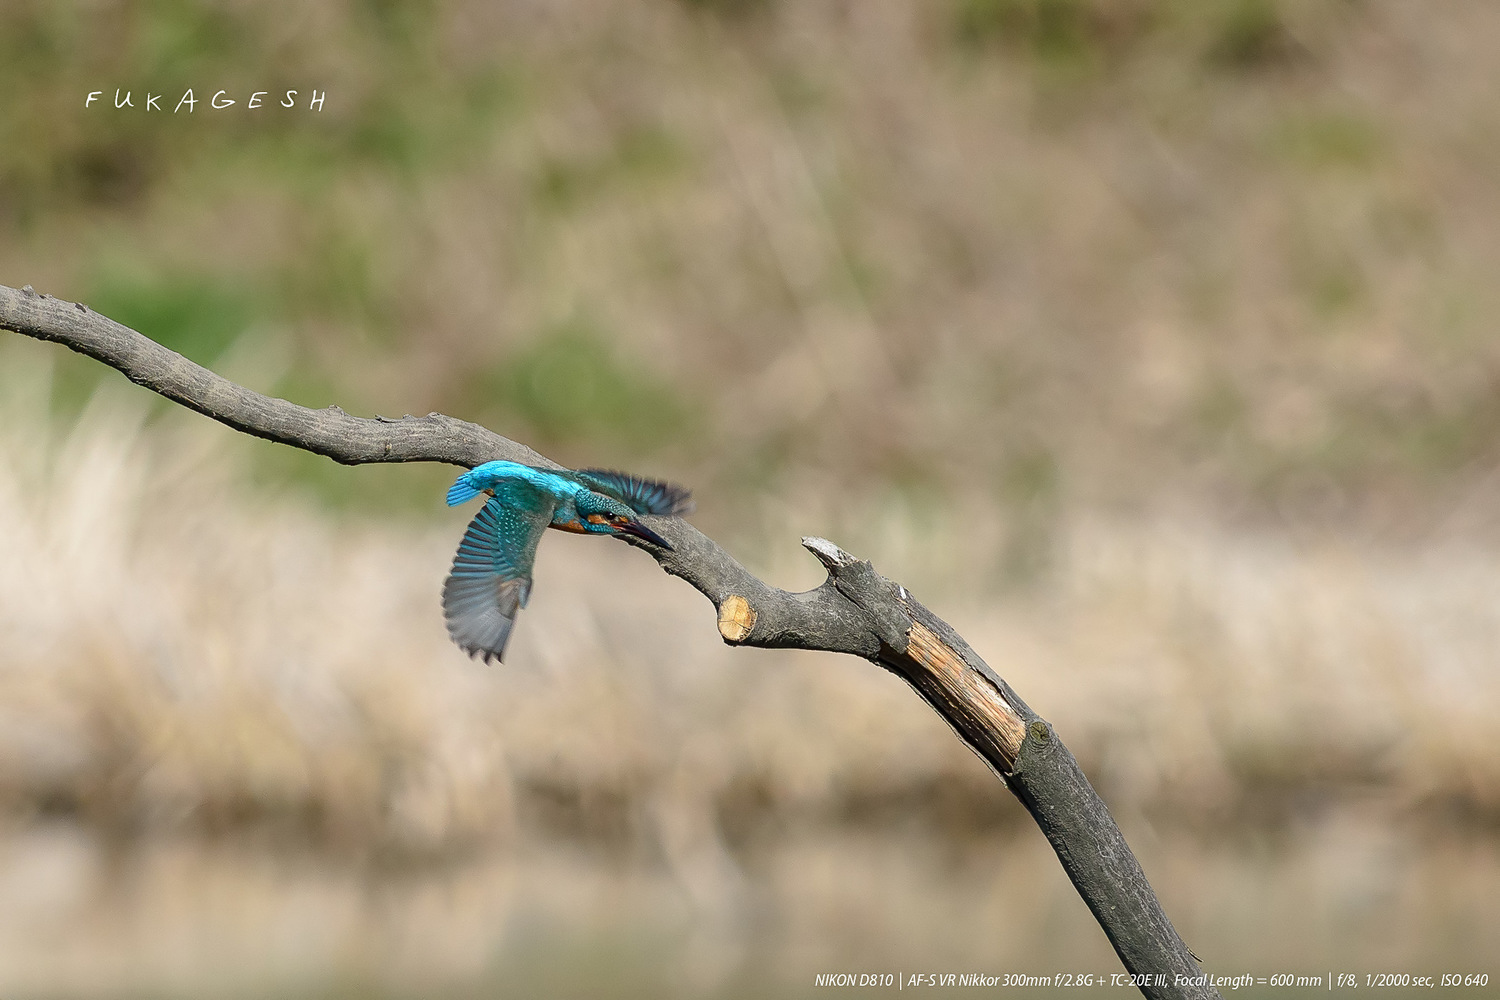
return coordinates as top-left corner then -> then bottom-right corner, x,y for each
533,126 -> 687,213
1270,110 -> 1384,170
89,268 -> 257,362
3,0 -> 1497,532
951,0 -> 1306,72
466,315 -> 697,457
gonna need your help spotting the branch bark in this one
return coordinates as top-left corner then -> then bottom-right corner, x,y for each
1,281 -> 1220,1000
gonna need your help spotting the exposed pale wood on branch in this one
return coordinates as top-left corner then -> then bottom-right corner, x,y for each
905,620 -> 1028,768
0,281 -> 1218,1000
716,594 -> 757,642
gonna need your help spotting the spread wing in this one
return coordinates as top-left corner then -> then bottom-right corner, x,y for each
442,482 -> 558,663
574,469 -> 694,516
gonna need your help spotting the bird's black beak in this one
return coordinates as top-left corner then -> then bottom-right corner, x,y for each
617,518 -> 673,550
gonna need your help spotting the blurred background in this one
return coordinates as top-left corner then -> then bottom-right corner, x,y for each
2,0 -> 1499,996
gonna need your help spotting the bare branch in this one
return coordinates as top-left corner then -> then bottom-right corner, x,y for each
1,281 -> 1219,999
0,283 -> 545,469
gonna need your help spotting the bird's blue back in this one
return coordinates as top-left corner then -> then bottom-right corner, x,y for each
446,461 -> 584,508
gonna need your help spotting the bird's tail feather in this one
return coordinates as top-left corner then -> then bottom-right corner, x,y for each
575,469 -> 695,516
446,474 -> 482,506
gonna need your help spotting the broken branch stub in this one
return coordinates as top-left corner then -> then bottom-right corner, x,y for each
716,538 -> 1027,771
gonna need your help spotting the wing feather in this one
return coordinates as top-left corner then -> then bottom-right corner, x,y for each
442,484 -> 556,663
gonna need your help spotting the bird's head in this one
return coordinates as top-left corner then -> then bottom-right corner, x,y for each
574,491 -> 673,549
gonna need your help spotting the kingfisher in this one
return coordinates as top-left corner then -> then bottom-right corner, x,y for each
441,461 -> 694,663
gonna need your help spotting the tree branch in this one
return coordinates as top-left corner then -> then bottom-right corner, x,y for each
1,281 -> 1219,1000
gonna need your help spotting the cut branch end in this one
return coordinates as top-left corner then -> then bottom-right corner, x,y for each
717,595 -> 757,642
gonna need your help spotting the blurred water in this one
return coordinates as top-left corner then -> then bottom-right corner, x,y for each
0,820 -> 1492,998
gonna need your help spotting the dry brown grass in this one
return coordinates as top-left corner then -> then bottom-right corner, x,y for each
2,347 -> 1498,993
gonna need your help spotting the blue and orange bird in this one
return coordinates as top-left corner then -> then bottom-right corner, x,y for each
441,461 -> 694,662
